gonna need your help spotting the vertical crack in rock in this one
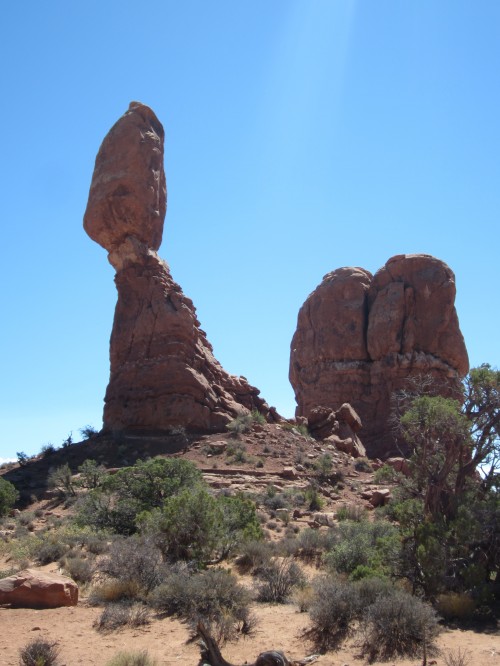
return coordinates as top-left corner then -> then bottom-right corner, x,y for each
84,102 -> 277,434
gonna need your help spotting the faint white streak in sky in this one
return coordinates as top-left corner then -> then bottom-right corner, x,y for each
259,0 -> 357,181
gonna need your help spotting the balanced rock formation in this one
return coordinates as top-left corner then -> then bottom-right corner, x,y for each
0,569 -> 78,608
290,254 -> 469,458
84,102 -> 275,434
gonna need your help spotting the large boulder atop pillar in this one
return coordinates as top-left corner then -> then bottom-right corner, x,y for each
84,103 -> 275,434
290,254 -> 469,458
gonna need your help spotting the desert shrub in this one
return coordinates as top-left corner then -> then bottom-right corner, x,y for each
17,510 -> 36,527
88,579 -> 142,604
17,451 -> 30,466
373,463 -> 401,483
94,602 -> 150,631
40,443 -> 56,457
443,647 -> 472,666
325,520 -> 399,578
35,537 -> 68,564
354,458 -> 372,472
335,504 -> 366,522
62,554 -> 94,583
140,489 -> 261,565
256,558 -> 305,603
298,528 -> 329,555
361,589 -> 440,661
85,533 -> 110,554
0,477 -> 18,516
436,592 -> 476,620
217,494 -> 263,556
105,651 -> 158,666
307,576 -> 361,650
48,463 -> 76,498
78,459 -> 105,489
235,539 -> 273,574
139,487 -> 220,564
80,425 -> 98,440
19,638 -> 60,666
293,584 -> 315,612
314,453 -> 333,478
150,568 -> 252,642
353,576 -> 393,606
227,412 -> 254,436
98,536 -> 165,594
304,484 -> 323,511
76,458 -> 202,535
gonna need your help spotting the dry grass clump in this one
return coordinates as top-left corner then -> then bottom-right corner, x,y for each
442,647 -> 472,666
436,592 -> 476,620
93,602 -> 150,632
104,651 -> 158,666
88,579 -> 142,604
19,638 -> 60,666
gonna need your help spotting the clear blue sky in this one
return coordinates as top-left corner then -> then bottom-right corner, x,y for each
1,1 -> 499,460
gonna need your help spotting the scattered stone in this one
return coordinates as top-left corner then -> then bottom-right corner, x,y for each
282,466 -> 298,479
386,457 -> 410,476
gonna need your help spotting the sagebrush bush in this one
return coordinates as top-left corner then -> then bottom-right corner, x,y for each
105,651 -> 158,666
94,602 -> 150,632
236,539 -> 273,574
98,536 -> 166,593
361,589 -> 440,661
256,558 -> 305,603
150,567 -> 252,643
353,575 -> 393,606
35,538 -> 68,565
307,576 -> 360,650
19,638 -> 60,666
62,554 -> 94,583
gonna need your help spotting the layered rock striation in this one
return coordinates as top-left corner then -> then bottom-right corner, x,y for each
290,254 -> 469,458
84,102 -> 275,434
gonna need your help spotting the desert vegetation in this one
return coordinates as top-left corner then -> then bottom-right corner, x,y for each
0,365 -> 498,664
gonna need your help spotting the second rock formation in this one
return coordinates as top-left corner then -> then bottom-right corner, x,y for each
290,254 -> 469,458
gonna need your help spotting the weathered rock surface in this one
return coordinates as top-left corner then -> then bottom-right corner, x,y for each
290,254 -> 469,458
84,103 -> 276,433
307,404 -> 366,458
0,569 -> 78,608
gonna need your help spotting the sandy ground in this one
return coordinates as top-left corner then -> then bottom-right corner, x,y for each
0,601 -> 499,666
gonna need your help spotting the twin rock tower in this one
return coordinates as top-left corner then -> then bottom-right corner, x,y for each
84,102 -> 468,458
